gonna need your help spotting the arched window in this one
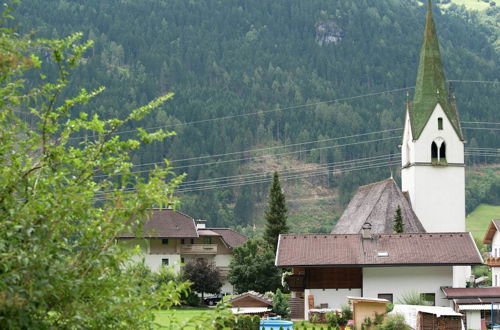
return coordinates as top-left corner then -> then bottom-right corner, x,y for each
431,141 -> 438,160
439,142 -> 446,160
431,138 -> 447,165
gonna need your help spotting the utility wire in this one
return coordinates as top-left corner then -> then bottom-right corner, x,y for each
94,134 -> 402,178
131,128 -> 402,168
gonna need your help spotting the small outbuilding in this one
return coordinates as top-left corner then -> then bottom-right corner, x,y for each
227,291 -> 273,315
391,304 -> 463,330
348,296 -> 390,327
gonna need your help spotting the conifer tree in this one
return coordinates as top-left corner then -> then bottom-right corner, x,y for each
393,205 -> 404,233
264,172 -> 289,252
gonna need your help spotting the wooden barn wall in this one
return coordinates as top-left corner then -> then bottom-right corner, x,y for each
306,267 -> 362,289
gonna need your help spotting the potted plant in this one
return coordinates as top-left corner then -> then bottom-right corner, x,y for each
338,304 -> 353,330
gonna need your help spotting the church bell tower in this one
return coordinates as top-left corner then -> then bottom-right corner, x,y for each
401,0 -> 465,233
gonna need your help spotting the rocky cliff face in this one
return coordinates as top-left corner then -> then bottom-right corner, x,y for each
315,20 -> 345,45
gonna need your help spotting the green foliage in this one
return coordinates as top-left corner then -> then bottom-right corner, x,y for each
375,313 -> 411,330
397,290 -> 429,305
338,303 -> 353,326
264,172 -> 289,252
0,6 -> 197,328
465,168 -> 500,214
228,238 -> 282,293
393,205 -> 404,233
233,315 -> 261,329
182,258 -> 222,301
326,311 -> 339,327
273,289 -> 291,319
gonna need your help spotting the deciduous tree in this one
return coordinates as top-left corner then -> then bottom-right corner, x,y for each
182,258 -> 222,302
0,7 -> 187,328
228,238 -> 281,293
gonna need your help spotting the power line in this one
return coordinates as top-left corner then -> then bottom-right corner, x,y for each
462,121 -> 500,125
178,154 -> 398,189
94,158 -> 402,200
69,79 -> 498,140
462,127 -> 500,131
94,133 -> 402,178
131,128 -> 402,168
70,86 -> 414,140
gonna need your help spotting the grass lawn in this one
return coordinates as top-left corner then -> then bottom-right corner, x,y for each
466,204 -> 500,241
154,309 -> 333,329
154,308 -> 215,329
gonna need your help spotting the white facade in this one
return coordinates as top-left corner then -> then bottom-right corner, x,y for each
363,266 -> 453,307
490,230 -> 500,287
118,236 -> 237,293
465,310 -> 481,330
302,266 -> 454,321
401,104 -> 469,288
401,104 -> 465,233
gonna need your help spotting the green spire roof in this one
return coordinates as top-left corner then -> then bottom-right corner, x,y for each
410,0 -> 463,140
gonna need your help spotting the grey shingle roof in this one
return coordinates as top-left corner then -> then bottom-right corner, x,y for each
332,178 -> 426,234
276,233 -> 483,267
117,209 -> 198,238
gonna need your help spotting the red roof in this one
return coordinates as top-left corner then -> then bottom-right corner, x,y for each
117,209 -> 198,238
276,233 -> 483,267
443,287 -> 500,299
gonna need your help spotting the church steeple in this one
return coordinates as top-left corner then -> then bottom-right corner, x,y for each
409,0 -> 463,140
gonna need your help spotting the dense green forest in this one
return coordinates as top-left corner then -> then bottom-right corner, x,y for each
15,0 -> 499,231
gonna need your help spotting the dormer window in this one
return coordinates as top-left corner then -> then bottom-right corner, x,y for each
438,117 -> 443,130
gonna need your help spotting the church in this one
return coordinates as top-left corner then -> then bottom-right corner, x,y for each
275,0 -> 482,320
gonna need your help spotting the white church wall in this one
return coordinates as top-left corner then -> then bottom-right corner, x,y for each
402,104 -> 465,233
412,104 -> 464,164
363,266 -> 453,307
405,166 -> 465,232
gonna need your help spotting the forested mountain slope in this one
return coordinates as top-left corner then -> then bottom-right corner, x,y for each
17,0 -> 499,230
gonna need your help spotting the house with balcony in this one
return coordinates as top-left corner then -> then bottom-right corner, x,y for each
483,219 -> 500,286
116,208 -> 247,293
277,229 -> 482,320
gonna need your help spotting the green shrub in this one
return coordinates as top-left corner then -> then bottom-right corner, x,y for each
377,313 -> 411,330
273,288 -> 291,318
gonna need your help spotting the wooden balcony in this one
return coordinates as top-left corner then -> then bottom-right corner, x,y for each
179,244 -> 217,254
486,257 -> 500,267
287,274 -> 305,291
217,266 -> 230,277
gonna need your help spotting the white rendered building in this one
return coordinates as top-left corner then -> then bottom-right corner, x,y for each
483,220 -> 500,287
117,209 -> 247,294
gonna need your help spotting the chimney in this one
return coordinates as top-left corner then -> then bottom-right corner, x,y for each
361,222 -> 372,239
196,219 -> 206,229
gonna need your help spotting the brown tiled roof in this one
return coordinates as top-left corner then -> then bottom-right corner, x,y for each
483,219 -> 500,244
116,209 -> 198,238
228,291 -> 273,306
276,233 -> 482,267
332,178 -> 426,234
454,298 -> 500,305
209,228 -> 247,248
443,287 -> 500,299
